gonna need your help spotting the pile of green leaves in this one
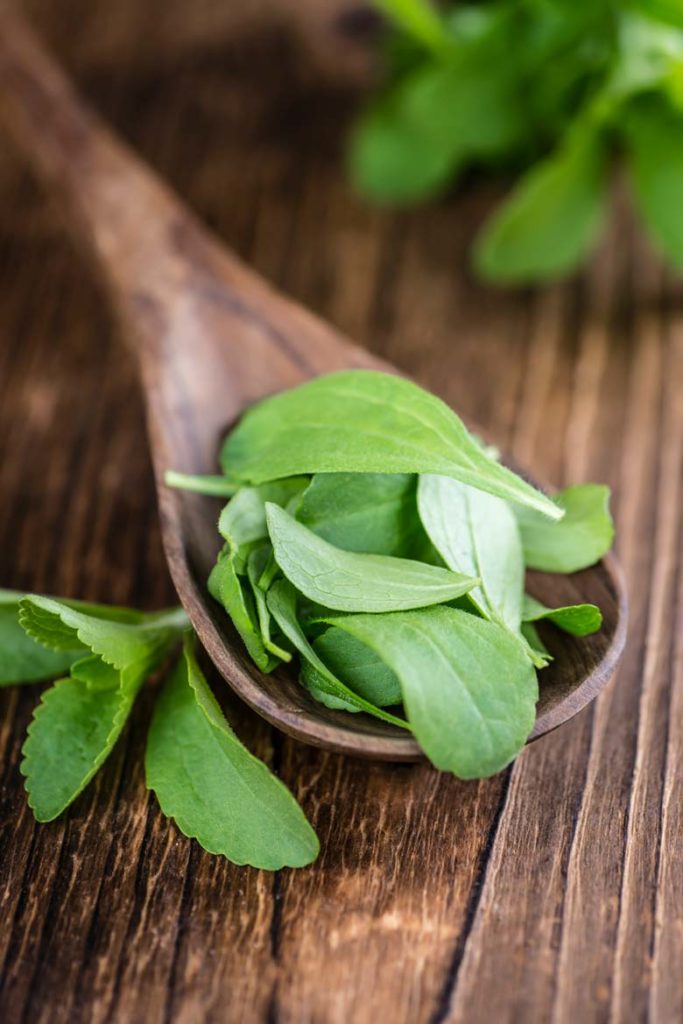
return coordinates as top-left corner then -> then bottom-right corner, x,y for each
349,0 -> 683,283
0,592 -> 318,869
172,369 -> 615,779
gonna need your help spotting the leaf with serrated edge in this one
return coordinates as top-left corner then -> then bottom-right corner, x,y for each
145,635 -> 319,869
0,593 -> 81,685
21,661 -> 143,821
18,597 -> 188,821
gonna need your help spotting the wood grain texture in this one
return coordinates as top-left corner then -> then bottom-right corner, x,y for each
0,1 -> 681,1021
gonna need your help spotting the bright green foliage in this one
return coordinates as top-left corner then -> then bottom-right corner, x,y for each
522,595 -> 603,637
266,580 -> 409,728
19,596 -> 189,821
265,503 -> 477,613
298,472 -> 425,557
145,636 -> 319,869
624,95 -> 683,267
0,590 -> 81,685
202,372 -> 615,781
301,626 -> 402,711
221,371 -> 562,519
474,130 -> 608,283
515,484 -> 614,572
323,607 -> 538,778
417,475 -> 524,631
349,0 -> 683,283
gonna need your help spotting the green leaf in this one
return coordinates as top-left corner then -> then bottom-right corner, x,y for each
373,0 -> 452,54
322,607 -> 538,778
145,636 -> 319,869
417,475 -> 524,631
350,53 -> 520,204
221,371 -> 562,519
266,580 -> 409,728
298,472 -> 426,557
523,594 -> 603,636
246,546 -> 292,661
520,620 -> 552,665
0,591 -> 81,685
208,551 -> 278,672
18,597 -> 188,821
633,0 -> 683,29
474,128 -> 608,283
18,595 -> 187,671
624,95 -> 683,266
21,663 -> 142,822
266,503 -> 477,613
515,483 -> 614,572
219,479 -> 309,572
607,12 -> 683,100
301,626 -> 402,711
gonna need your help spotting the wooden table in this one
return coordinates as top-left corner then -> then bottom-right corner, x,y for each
1,2 -> 681,1021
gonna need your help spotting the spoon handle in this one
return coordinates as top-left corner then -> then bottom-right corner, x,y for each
0,6 -> 248,355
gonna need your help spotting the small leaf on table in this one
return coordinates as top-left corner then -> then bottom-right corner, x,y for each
145,635 -> 319,869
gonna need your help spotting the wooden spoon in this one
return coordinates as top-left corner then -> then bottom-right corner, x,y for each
0,9 -> 627,760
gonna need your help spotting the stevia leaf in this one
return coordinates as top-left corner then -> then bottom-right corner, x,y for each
624,95 -> 683,267
220,371 -> 562,519
374,0 -> 452,54
208,552 -> 279,673
145,635 -> 319,869
18,597 -> 189,821
246,547 -> 291,662
349,52 -> 520,204
523,594 -> 603,636
521,621 -> 553,665
474,127 -> 608,283
21,662 -> 143,822
266,580 -> 409,728
298,472 -> 427,557
18,595 -> 188,670
265,503 -> 478,613
634,0 -> 683,29
301,626 -> 402,711
0,592 -> 81,685
219,479 -> 309,572
606,12 -> 683,101
417,474 -> 524,632
515,483 -> 614,572
323,606 -> 538,778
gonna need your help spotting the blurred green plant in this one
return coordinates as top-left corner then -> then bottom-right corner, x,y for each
349,0 -> 683,283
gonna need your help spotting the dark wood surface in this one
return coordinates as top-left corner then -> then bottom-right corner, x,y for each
0,1 -> 681,1021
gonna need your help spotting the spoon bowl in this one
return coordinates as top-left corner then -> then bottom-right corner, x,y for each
0,9 -> 627,760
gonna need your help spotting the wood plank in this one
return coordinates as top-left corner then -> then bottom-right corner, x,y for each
0,3 -> 681,1022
